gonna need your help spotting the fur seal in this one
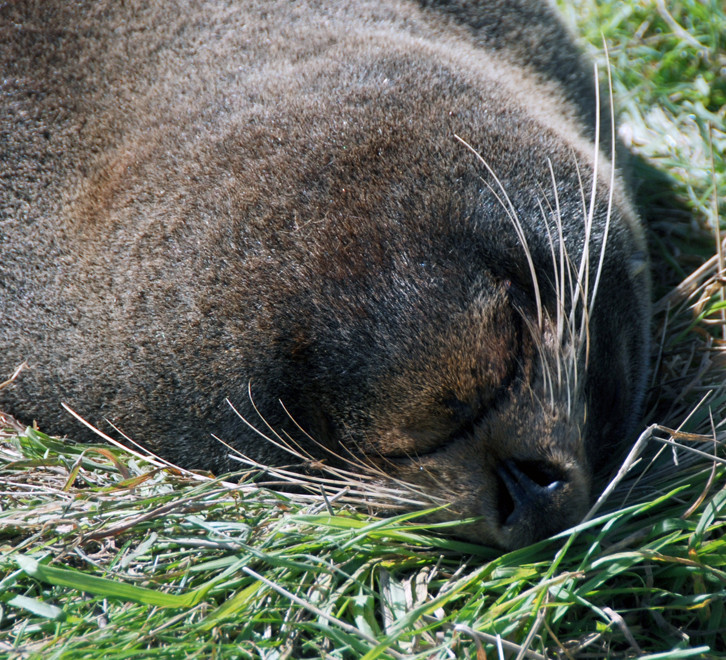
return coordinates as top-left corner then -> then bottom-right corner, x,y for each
0,0 -> 650,548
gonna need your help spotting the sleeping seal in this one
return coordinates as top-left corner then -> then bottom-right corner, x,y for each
0,0 -> 650,548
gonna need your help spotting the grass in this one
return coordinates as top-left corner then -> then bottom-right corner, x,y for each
2,0 -> 725,657
2,423 -> 725,659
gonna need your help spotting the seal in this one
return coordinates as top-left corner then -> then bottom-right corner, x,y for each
0,0 -> 651,548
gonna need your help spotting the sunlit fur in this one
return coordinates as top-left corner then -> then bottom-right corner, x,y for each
0,0 -> 650,548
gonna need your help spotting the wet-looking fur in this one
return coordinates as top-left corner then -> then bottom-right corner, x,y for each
0,0 -> 650,549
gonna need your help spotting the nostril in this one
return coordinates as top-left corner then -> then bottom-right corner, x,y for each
514,459 -> 566,489
496,459 -> 567,527
495,470 -> 516,524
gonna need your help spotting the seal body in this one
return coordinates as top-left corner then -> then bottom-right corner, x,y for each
0,0 -> 650,548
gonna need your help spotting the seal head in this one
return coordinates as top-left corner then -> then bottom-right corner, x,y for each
0,0 -> 651,548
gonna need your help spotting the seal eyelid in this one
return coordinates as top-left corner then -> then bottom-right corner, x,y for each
427,380 -> 515,455
500,275 -> 539,313
442,395 -> 475,422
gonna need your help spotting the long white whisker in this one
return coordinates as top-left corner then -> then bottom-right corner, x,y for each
538,197 -> 564,390
578,62 -> 601,352
545,158 -> 577,397
227,394 -> 313,462
276,399 -> 391,478
522,312 -> 556,410
590,41 -> 617,319
568,153 -> 589,352
454,133 -> 543,328
551,160 -> 569,349
225,399 -> 434,507
542,159 -> 583,409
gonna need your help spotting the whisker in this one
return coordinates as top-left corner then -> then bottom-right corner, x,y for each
227,390 -> 313,462
579,61 -> 603,336
538,198 -> 565,391
276,399 -> 390,478
545,159 -> 568,349
589,41 -> 617,320
454,133 -> 543,329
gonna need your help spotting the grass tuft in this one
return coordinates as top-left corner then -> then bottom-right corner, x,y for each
2,419 -> 725,657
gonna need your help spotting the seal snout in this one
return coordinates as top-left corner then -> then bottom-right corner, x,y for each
495,458 -> 579,546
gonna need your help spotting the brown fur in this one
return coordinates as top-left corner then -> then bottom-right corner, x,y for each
0,0 -> 651,548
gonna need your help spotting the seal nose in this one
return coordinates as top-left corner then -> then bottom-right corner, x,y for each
495,459 -> 567,529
